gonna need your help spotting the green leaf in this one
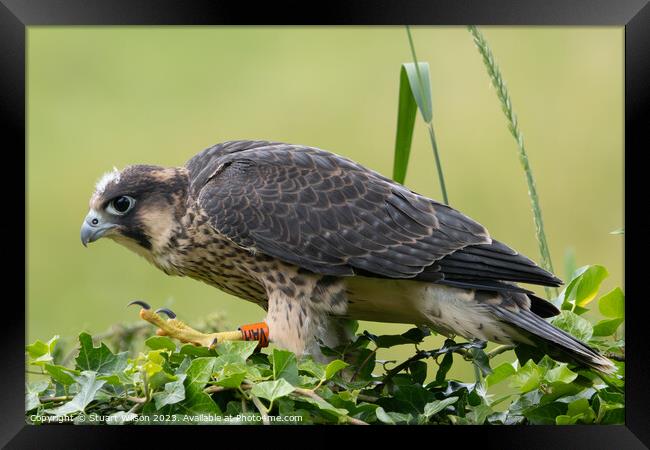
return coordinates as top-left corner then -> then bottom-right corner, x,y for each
392,62 -> 434,184
214,340 -> 258,360
561,265 -> 608,310
45,371 -> 106,417
408,360 -> 428,385
152,357 -> 221,419
213,362 -> 248,389
363,328 -> 426,349
435,351 -> 453,384
299,358 -> 326,380
593,318 -> 624,337
44,364 -> 77,385
470,349 -> 492,377
179,344 -> 216,358
524,402 -> 568,425
271,349 -> 300,385
145,336 -> 176,352
403,62 -> 432,122
25,380 -> 49,411
510,359 -> 542,393
75,332 -> 128,375
185,357 -> 216,393
393,65 -> 418,184
375,406 -> 396,424
375,407 -> 414,425
552,310 -> 593,342
392,384 -> 436,414
422,397 -> 458,418
153,374 -> 186,409
486,362 -> 516,387
325,360 -> 348,380
250,379 -> 295,403
593,392 -> 625,424
466,403 -> 493,425
26,335 -> 59,366
598,287 -> 624,318
544,363 -> 578,384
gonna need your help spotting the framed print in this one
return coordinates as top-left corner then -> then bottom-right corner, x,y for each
3,0 -> 649,447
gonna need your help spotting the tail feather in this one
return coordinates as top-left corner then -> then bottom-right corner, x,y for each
490,305 -> 616,374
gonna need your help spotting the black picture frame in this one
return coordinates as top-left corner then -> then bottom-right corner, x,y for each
3,0 -> 648,447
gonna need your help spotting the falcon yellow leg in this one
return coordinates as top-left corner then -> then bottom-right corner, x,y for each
128,301 -> 269,349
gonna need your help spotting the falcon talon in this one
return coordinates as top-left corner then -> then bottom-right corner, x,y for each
127,300 -> 150,310
155,308 -> 177,319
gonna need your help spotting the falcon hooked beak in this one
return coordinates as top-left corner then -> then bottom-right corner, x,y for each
80,210 -> 117,247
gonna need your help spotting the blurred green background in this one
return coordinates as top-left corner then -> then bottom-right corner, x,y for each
27,27 -> 623,381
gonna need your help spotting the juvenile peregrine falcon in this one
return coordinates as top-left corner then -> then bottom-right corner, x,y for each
80,140 -> 614,373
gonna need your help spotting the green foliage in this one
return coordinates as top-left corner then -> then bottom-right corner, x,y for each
25,266 -> 623,425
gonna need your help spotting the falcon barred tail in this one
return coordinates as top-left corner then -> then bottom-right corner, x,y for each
80,140 -> 615,374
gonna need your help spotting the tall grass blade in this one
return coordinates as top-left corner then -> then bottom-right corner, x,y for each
395,26 -> 448,205
467,25 -> 557,298
393,63 -> 430,184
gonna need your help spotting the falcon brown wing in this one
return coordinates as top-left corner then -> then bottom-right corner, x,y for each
186,141 -> 491,279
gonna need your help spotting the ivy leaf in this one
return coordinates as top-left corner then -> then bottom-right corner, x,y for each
486,362 -> 516,387
153,374 -> 186,409
363,328 -> 426,348
435,352 -> 453,384
299,358 -> 326,380
214,340 -> 258,360
75,332 -> 128,375
598,287 -> 624,319
510,359 -> 543,393
524,402 -> 568,425
179,344 -> 216,358
150,357 -> 221,419
145,336 -> 176,352
552,311 -> 593,342
375,407 -> 414,425
44,364 -> 77,385
26,335 -> 59,366
593,391 -> 625,424
213,362 -> 248,389
592,318 -> 624,337
45,371 -> 106,417
544,363 -> 578,384
25,380 -> 49,411
408,360 -> 428,385
325,360 -> 348,380
560,265 -> 608,310
422,397 -> 458,418
556,398 -> 596,424
251,379 -> 295,403
466,403 -> 493,424
271,349 -> 300,385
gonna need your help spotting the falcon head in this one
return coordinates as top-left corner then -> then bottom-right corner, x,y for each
80,165 -> 189,255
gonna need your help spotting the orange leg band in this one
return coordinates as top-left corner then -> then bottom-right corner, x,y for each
238,322 -> 270,348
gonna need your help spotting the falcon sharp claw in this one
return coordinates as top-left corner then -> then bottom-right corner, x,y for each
155,308 -> 177,319
127,300 -> 151,310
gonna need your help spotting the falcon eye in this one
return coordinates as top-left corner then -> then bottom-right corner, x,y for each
106,196 -> 135,215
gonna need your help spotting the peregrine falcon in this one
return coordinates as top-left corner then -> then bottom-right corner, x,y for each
80,140 -> 614,373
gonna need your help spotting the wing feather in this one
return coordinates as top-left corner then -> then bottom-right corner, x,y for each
186,141 -> 491,278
